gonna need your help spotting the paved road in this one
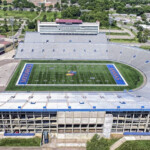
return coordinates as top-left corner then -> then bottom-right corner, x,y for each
0,147 -> 42,150
100,26 -> 135,39
32,11 -> 42,22
14,20 -> 26,39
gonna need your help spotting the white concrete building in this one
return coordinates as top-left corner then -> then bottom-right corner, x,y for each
139,24 -> 150,30
37,19 -> 100,35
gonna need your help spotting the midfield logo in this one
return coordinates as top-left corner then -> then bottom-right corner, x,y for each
66,71 -> 77,76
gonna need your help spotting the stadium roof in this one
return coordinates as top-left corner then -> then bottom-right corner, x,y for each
56,19 -> 83,24
0,92 -> 149,112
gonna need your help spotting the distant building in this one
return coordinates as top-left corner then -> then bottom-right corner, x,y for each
125,4 -> 132,8
28,0 -> 61,7
135,5 -> 141,8
6,0 -> 13,4
129,14 -> 137,17
139,24 -> 150,30
38,19 -> 100,35
145,13 -> 150,22
0,35 -> 13,54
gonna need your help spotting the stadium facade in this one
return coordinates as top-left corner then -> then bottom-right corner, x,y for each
37,19 -> 100,35
2,19 -> 150,139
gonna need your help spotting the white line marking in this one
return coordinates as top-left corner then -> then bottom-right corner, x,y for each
16,63 -> 27,86
113,64 -> 128,86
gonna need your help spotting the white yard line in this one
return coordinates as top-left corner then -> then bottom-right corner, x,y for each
17,84 -> 127,87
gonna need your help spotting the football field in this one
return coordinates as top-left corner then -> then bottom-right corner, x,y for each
16,63 -> 127,86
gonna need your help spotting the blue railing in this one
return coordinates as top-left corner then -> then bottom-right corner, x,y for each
124,132 -> 150,136
4,133 -> 35,136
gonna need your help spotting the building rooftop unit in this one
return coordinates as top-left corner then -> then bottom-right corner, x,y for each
0,92 -> 149,112
56,19 -> 83,24
38,21 -> 100,27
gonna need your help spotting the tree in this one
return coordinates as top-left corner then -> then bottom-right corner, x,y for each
71,0 -> 76,4
0,0 -> 2,5
41,3 -> 46,12
141,14 -> 147,22
3,7 -> 7,11
36,7 -> 41,12
61,6 -> 81,19
54,2 -> 60,11
28,22 -> 35,29
137,31 -> 148,43
3,0 -> 7,5
13,0 -> 35,8
48,5 -> 53,11
54,12 -> 57,19
3,18 -> 9,32
42,14 -> 47,22
34,19 -> 37,31
30,7 -> 34,12
9,6 -> 12,11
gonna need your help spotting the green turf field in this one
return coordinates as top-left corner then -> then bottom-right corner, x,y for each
25,63 -> 116,85
6,60 -> 144,91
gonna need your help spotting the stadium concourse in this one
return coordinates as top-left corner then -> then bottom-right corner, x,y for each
0,19 -> 150,140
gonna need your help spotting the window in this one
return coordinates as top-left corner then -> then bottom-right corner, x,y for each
32,49 -> 34,52
21,49 -> 23,52
53,49 -> 55,52
42,49 -> 44,52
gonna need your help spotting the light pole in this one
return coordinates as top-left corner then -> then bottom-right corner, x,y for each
9,17 -> 15,49
108,16 -> 113,42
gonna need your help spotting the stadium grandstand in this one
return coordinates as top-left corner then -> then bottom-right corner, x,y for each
37,19 -> 100,35
1,19 -> 150,139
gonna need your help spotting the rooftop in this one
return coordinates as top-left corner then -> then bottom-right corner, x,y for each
0,92 -> 149,112
56,19 -> 83,24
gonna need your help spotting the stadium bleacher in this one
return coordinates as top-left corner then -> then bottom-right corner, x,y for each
15,32 -> 150,100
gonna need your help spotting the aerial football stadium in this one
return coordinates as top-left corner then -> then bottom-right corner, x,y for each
1,19 -> 150,139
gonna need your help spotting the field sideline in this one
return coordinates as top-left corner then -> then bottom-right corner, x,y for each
6,60 -> 144,91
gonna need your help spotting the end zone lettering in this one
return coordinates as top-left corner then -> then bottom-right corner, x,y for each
18,64 -> 33,85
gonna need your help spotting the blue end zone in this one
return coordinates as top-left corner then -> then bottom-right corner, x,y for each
18,64 -> 33,85
107,64 -> 126,85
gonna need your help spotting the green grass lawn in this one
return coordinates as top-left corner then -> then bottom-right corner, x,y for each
37,12 -> 61,21
116,140 -> 150,150
27,63 -> 116,85
87,134 -> 119,150
110,38 -> 139,43
101,26 -> 122,30
6,60 -> 144,91
140,45 -> 150,51
0,10 -> 61,21
106,32 -> 130,36
0,10 -> 38,20
0,137 -> 40,146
